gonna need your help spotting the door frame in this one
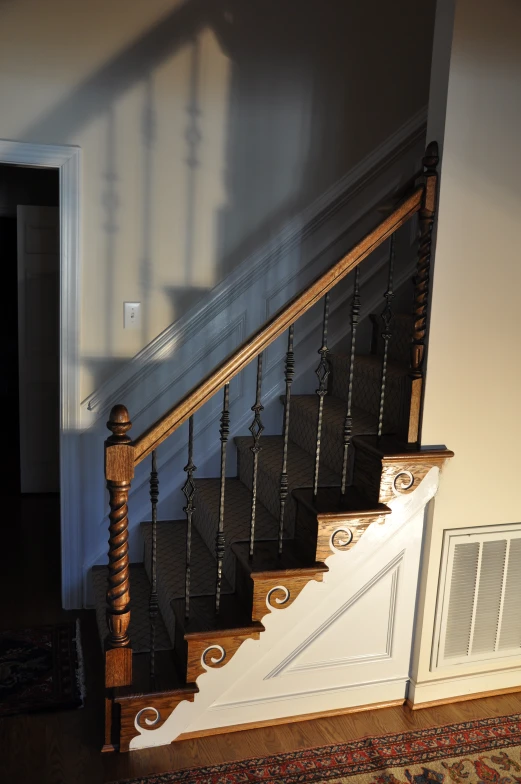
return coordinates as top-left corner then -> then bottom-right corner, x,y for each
0,140 -> 81,609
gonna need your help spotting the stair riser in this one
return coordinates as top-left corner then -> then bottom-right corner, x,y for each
371,314 -> 413,366
116,692 -> 195,752
237,444 -> 298,538
188,493 -> 238,594
289,404 -> 347,478
143,541 -> 178,649
315,515 -> 386,561
330,355 -> 408,435
185,629 -> 262,683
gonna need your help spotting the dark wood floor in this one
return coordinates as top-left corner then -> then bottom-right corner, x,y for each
1,494 -> 519,784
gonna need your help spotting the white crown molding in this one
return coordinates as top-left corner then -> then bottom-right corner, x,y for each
0,139 -> 82,610
81,106 -> 427,419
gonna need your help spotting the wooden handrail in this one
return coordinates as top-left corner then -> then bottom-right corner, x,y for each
133,186 -> 424,465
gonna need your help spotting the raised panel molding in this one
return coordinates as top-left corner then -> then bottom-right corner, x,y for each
267,553 -> 402,678
127,468 -> 441,750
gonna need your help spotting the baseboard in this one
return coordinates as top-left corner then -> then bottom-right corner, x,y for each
176,698 -> 405,741
408,667 -> 521,708
406,684 -> 521,711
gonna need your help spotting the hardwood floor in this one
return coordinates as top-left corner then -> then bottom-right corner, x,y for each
1,494 -> 520,784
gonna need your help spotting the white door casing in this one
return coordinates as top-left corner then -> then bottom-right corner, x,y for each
0,140 -> 81,608
129,468 -> 441,750
17,206 -> 60,492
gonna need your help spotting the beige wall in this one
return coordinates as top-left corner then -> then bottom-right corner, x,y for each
414,0 -> 521,691
0,0 -> 435,399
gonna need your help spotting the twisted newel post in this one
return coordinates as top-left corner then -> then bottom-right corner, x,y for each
104,404 -> 134,689
407,141 -> 439,444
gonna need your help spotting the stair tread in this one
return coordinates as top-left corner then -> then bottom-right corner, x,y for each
173,593 -> 259,636
293,485 -> 391,517
142,520 -> 232,599
235,435 -> 340,487
195,477 -> 282,543
347,353 -> 408,376
232,539 -> 326,574
352,433 -> 454,460
92,564 -> 172,653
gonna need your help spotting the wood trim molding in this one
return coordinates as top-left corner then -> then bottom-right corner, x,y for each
176,698 -> 405,741
0,139 -> 82,610
133,188 -> 423,464
406,684 -> 521,711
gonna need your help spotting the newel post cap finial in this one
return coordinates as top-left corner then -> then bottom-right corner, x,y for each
423,141 -> 439,172
107,404 -> 132,443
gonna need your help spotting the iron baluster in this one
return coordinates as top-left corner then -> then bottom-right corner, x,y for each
149,450 -> 159,683
341,267 -> 361,494
248,354 -> 264,558
182,417 -> 196,621
377,234 -> 396,438
278,325 -> 294,554
313,293 -> 331,498
215,383 -> 230,614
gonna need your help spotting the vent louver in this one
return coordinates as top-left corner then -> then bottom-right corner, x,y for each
433,525 -> 521,669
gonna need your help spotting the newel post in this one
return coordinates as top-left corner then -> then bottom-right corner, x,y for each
104,404 -> 134,688
407,141 -> 439,444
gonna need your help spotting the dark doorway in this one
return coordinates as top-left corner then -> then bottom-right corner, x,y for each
0,164 -> 60,495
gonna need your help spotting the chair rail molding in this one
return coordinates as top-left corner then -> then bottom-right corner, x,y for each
0,139 -> 82,610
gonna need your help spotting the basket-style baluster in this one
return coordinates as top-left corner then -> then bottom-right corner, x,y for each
182,417 -> 196,620
341,267 -> 361,494
215,383 -> 230,614
377,235 -> 396,438
313,293 -> 331,498
278,326 -> 294,554
149,450 -> 159,682
249,354 -> 264,558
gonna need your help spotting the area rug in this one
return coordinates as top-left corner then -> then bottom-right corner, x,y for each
113,712 -> 521,784
0,620 -> 84,717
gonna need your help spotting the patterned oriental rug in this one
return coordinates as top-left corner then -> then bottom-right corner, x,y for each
0,621 -> 84,717
114,713 -> 521,784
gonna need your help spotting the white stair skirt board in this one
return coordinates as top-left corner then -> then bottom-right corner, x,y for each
129,468 -> 441,750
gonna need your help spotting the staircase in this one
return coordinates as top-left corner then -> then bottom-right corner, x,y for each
93,143 -> 453,752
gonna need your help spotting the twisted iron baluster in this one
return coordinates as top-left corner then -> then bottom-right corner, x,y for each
341,267 -> 361,494
377,234 -> 396,438
182,417 -> 196,621
249,354 -> 264,558
215,383 -> 230,614
313,293 -> 331,498
149,450 -> 159,683
278,325 -> 294,554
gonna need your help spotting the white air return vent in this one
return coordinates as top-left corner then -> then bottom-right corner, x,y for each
432,524 -> 521,670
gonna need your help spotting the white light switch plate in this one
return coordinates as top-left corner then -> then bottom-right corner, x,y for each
124,302 -> 141,329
